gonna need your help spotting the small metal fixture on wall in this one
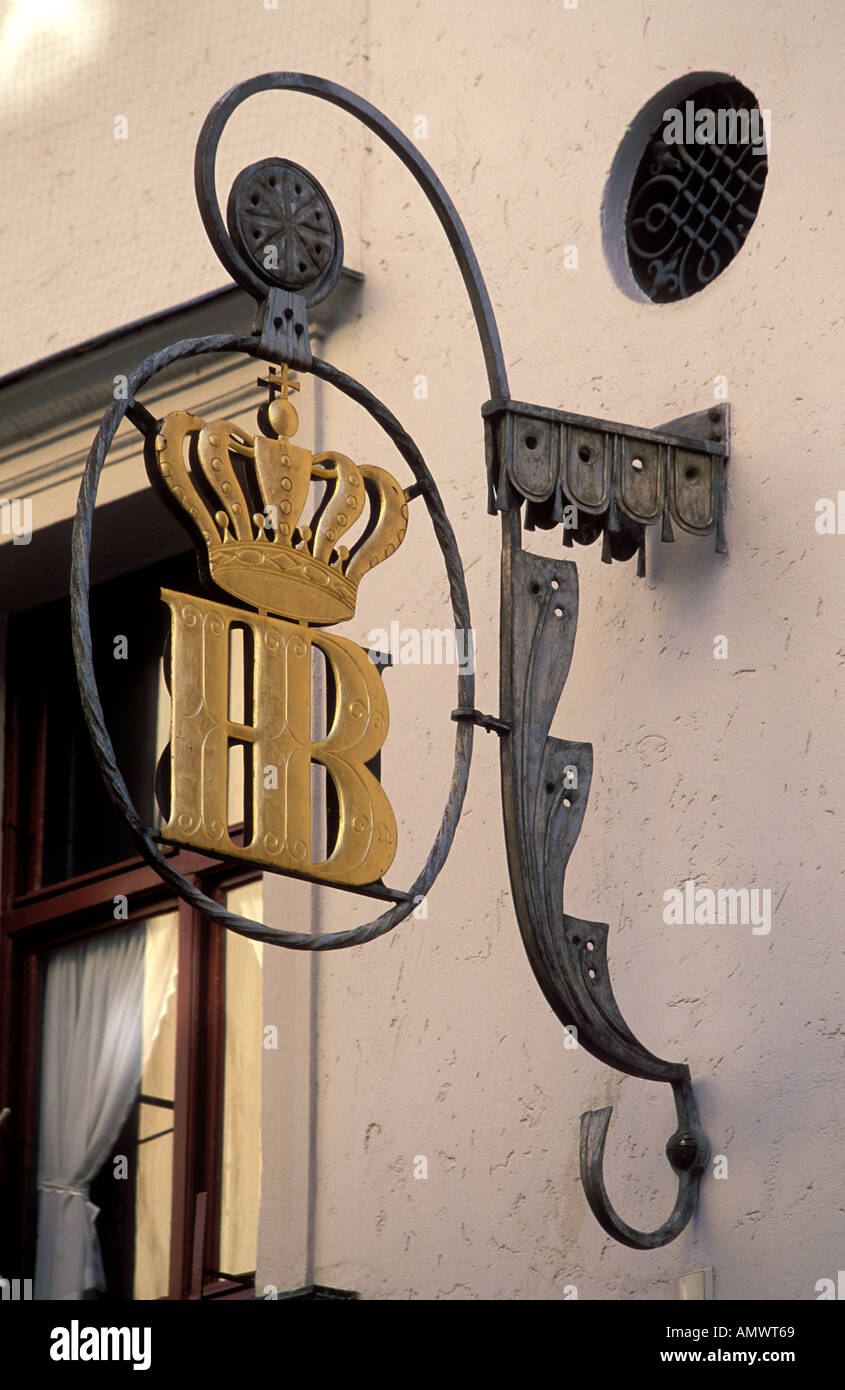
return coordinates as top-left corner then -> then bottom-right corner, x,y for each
71,73 -> 726,1250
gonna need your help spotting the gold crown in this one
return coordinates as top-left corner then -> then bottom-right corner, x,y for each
147,365 -> 408,623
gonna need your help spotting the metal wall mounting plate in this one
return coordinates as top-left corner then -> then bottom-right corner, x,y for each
484,398 -> 729,564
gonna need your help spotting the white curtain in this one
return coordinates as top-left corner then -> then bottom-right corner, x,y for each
33,921 -> 177,1301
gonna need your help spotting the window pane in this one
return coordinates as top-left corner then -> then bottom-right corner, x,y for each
35,913 -> 178,1301
218,881 -> 263,1276
134,911 -> 179,1300
8,552 -> 197,889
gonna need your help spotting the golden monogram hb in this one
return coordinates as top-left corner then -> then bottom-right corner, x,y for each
147,364 -> 409,887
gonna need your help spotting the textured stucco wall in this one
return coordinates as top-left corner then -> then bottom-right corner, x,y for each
2,0 -> 842,1300
0,0 -> 368,369
293,0 -> 845,1301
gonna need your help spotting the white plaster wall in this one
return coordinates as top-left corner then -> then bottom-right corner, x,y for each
0,0 -> 368,369
2,0 -> 842,1301
301,0 -> 845,1301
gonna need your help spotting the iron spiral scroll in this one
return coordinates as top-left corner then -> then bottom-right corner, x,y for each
70,72 -> 710,1249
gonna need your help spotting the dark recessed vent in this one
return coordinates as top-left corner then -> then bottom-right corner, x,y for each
625,80 -> 769,303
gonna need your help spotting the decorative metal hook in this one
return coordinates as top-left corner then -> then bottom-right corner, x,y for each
580,1078 -> 709,1250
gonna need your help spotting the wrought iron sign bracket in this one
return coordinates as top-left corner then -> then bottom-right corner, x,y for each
69,70 -> 724,1252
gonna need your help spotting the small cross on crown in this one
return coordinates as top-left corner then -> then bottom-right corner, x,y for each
257,362 -> 301,402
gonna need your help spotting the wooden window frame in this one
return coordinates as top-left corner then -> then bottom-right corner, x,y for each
0,673 -> 262,1301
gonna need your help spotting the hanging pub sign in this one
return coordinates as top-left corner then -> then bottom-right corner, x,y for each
71,74 -> 729,1249
150,361 -> 407,887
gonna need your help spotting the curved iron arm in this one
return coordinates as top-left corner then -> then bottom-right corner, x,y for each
498,543 -> 709,1247
193,71 -> 510,401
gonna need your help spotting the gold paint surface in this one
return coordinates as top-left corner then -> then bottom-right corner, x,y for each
160,589 -> 396,886
150,367 -> 408,624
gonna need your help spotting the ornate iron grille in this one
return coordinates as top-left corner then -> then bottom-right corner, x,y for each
626,82 -> 769,303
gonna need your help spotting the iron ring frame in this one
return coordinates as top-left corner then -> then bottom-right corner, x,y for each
70,333 -> 474,951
